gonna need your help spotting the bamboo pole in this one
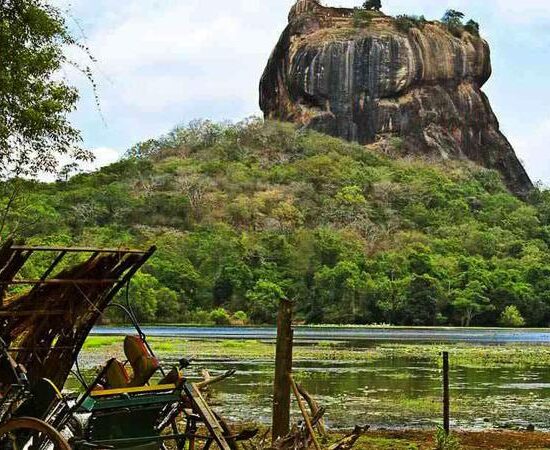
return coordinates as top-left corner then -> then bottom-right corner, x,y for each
290,375 -> 322,450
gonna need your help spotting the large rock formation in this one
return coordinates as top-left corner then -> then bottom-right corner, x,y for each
260,0 -> 532,196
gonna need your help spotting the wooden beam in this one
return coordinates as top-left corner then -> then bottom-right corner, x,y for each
290,375 -> 322,450
0,310 -> 65,316
0,279 -> 119,285
10,246 -> 149,254
38,250 -> 67,281
186,383 -> 232,450
297,382 -> 327,437
272,298 -> 294,443
91,383 -> 177,397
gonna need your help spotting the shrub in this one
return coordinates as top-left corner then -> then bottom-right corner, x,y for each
353,9 -> 374,28
441,9 -> 465,38
395,15 -> 427,33
499,305 -> 526,328
188,309 -> 212,325
209,308 -> 231,325
362,0 -> 381,11
435,426 -> 461,450
464,19 -> 480,36
232,310 -> 249,325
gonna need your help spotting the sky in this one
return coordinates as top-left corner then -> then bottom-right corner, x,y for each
53,0 -> 550,184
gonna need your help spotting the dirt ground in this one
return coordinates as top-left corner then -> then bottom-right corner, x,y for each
356,429 -> 550,450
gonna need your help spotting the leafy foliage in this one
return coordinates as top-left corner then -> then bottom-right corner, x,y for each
435,426 -> 461,450
0,0 -> 94,180
499,305 -> 525,327
395,15 -> 427,33
4,119 -> 550,326
464,19 -> 480,36
353,9 -> 375,28
441,10 -> 481,38
362,0 -> 381,11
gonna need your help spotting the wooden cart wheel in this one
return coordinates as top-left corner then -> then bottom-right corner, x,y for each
0,417 -> 71,450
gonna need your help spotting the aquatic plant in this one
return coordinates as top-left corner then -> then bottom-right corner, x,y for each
434,426 -> 461,450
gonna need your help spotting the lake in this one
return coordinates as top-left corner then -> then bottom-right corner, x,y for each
78,326 -> 550,431
92,325 -> 550,344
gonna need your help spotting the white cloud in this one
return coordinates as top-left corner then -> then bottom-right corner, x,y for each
50,0 -> 550,184
511,119 -> 550,186
492,0 -> 550,23
63,0 -> 288,115
37,146 -> 120,182
83,146 -> 120,172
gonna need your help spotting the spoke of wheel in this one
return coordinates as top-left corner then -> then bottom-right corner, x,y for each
0,418 -> 70,450
8,431 -> 20,450
30,430 -> 41,450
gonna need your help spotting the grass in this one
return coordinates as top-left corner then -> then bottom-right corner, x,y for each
77,337 -> 550,445
390,395 -> 443,415
350,430 -> 550,450
82,336 -> 120,349
82,337 -> 550,369
355,436 -> 420,449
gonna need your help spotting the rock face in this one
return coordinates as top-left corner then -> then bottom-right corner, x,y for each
260,0 -> 532,196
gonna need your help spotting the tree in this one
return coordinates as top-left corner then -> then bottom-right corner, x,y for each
464,19 -> 480,36
441,9 -> 465,37
402,274 -> 441,326
313,261 -> 370,323
499,305 -> 525,328
0,0 -> 94,181
246,279 -> 285,324
363,0 -> 382,11
126,273 -> 159,323
373,276 -> 408,325
56,163 -> 79,182
442,9 -> 465,24
155,287 -> 181,322
452,280 -> 492,327
209,308 -> 231,325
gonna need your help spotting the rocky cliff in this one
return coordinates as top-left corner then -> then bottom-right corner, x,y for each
260,0 -> 532,196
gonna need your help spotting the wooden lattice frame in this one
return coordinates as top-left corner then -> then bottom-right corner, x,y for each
0,239 -> 155,388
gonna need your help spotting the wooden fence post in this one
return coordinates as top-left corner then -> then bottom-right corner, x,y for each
272,298 -> 294,443
442,351 -> 450,434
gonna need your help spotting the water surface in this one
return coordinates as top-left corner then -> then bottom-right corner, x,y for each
159,355 -> 550,431
74,327 -> 550,431
92,325 -> 550,344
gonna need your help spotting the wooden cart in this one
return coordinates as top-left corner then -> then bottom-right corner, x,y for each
0,240 -> 248,449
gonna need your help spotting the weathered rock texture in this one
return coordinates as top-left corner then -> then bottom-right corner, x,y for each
260,0 -> 532,196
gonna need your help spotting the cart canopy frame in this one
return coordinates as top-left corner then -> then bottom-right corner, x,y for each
0,238 -> 156,389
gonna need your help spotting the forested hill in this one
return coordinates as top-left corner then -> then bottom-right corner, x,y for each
4,119 -> 550,327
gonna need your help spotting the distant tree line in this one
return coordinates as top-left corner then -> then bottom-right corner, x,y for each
3,119 -> 550,328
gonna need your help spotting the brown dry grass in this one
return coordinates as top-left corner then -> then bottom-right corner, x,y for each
357,429 -> 550,450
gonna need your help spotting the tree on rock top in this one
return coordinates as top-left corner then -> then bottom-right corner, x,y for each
442,9 -> 465,27
362,0 -> 381,11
